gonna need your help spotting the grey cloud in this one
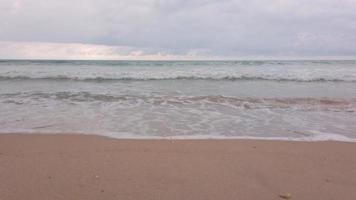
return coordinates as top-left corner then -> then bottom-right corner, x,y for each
1,0 -> 356,58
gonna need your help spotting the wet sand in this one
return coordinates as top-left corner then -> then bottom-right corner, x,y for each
1,134 -> 356,200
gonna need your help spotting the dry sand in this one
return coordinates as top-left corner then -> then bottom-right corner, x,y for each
1,134 -> 356,200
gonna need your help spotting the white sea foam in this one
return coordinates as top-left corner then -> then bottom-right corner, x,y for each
1,130 -> 356,142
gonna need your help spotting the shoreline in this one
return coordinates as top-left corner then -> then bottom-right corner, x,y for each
1,132 -> 356,143
1,134 -> 356,200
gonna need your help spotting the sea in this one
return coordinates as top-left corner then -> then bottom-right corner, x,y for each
0,60 -> 355,141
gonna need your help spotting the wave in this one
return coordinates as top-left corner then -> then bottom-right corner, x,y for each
1,59 -> 355,66
2,91 -> 355,140
1,59 -> 355,82
0,75 -> 355,82
2,92 -> 355,112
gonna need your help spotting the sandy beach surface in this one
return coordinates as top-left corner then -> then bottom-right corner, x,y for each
1,134 -> 356,200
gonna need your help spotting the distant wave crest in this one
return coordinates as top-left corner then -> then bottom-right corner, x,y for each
0,75 -> 355,82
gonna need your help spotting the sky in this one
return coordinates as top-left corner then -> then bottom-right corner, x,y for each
1,0 -> 356,60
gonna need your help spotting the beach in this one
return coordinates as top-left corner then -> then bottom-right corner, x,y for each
1,134 -> 356,200
2,0 -> 356,199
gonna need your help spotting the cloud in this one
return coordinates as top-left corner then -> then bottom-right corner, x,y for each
1,0 -> 356,59
0,41 -> 219,60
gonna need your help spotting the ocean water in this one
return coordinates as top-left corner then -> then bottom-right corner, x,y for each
0,60 -> 356,141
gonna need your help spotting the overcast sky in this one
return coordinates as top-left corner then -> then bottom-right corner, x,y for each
1,0 -> 356,59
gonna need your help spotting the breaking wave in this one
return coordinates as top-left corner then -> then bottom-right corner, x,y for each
2,92 -> 356,112
1,59 -> 355,82
0,75 -> 355,82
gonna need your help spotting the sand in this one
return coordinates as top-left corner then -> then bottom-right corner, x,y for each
1,134 -> 356,200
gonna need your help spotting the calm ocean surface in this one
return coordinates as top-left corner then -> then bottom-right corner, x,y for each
0,60 -> 356,141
